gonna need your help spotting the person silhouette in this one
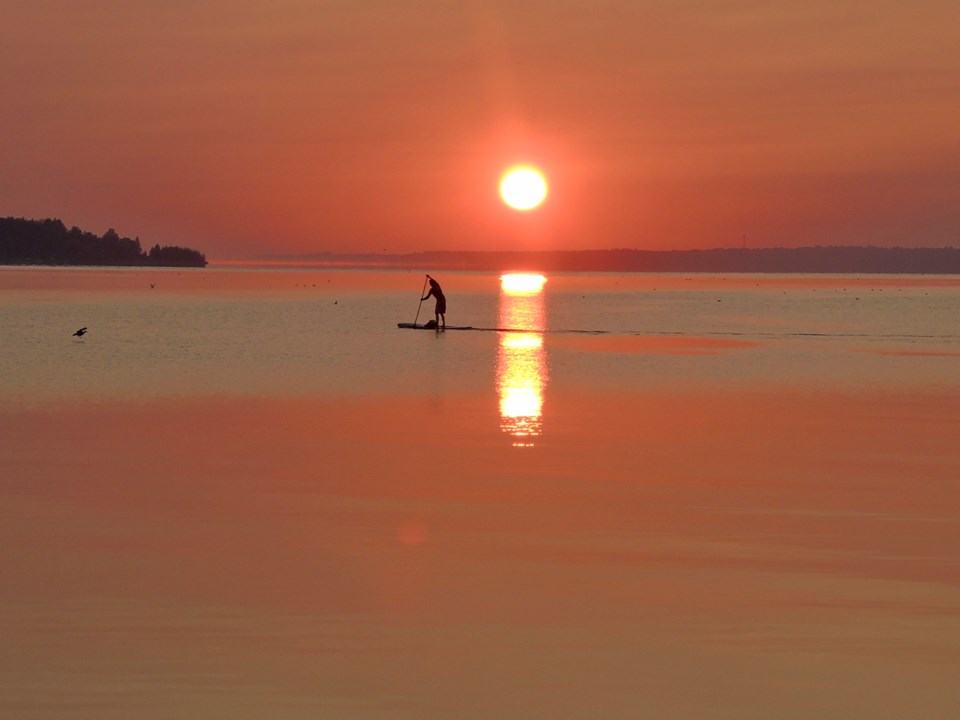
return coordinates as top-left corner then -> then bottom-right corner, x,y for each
421,275 -> 446,329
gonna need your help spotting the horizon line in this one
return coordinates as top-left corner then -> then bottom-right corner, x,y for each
240,244 -> 960,261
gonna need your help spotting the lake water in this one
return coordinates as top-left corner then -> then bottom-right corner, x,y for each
2,266 -> 959,718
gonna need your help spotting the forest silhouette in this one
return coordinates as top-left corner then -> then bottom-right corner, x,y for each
0,218 -> 206,267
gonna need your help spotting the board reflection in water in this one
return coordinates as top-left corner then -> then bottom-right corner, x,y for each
496,274 -> 548,447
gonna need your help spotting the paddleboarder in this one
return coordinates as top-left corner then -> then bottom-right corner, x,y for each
422,275 -> 446,329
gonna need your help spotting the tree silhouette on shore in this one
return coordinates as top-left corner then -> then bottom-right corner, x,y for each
0,217 -> 206,267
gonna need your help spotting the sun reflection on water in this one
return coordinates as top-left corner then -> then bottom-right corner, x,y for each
497,275 -> 548,447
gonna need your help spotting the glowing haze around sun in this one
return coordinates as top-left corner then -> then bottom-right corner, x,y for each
500,166 -> 548,211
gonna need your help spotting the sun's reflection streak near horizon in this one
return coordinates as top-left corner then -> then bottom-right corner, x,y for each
496,275 -> 548,447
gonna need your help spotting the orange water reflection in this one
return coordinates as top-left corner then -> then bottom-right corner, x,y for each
497,275 -> 548,446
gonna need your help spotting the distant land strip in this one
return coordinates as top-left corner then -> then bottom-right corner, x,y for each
0,217 -> 206,267
254,246 -> 960,274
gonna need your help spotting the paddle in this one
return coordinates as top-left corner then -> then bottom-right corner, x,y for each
412,274 -> 429,327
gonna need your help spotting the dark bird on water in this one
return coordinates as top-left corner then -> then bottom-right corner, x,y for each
73,327 -> 87,337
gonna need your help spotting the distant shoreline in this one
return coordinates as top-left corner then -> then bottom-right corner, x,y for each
240,246 -> 960,274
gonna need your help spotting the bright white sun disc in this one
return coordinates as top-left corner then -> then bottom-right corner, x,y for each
500,167 -> 548,211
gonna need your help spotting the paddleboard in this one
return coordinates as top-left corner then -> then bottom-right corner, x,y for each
397,323 -> 473,330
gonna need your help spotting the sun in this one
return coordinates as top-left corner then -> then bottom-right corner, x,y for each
500,166 -> 548,211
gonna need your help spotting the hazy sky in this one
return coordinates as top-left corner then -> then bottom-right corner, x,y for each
3,0 -> 958,258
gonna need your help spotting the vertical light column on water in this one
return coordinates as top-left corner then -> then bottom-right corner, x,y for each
496,274 -> 548,447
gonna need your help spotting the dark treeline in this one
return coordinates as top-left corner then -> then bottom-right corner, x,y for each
0,217 -> 206,267
268,246 -> 960,274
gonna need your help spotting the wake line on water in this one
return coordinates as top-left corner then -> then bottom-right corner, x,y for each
408,325 -> 958,341
637,330 -> 960,341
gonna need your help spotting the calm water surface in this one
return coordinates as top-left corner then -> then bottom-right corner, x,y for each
2,266 -> 959,719
2,267 -> 957,401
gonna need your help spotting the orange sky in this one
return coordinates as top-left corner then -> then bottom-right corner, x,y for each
2,1 -> 958,259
